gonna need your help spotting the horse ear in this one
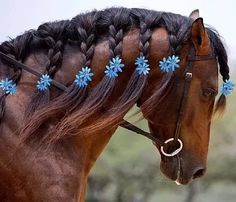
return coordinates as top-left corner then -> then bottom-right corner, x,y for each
191,18 -> 210,54
189,9 -> 200,20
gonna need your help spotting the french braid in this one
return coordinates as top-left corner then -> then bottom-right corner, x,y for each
19,12 -> 99,143
26,21 -> 69,115
0,31 -> 34,121
48,8 -> 132,142
75,9 -> 160,135
206,28 -> 230,114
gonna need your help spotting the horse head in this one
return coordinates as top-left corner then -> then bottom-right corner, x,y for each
139,10 -> 227,184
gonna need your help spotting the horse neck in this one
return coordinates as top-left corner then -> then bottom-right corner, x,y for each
60,27 -> 171,188
0,27 -> 170,201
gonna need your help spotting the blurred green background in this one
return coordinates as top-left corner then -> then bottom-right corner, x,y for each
87,74 -> 236,202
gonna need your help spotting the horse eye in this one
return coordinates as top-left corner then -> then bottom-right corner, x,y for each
202,89 -> 217,98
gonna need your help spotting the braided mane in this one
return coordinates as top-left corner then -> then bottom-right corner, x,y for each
0,7 -> 229,144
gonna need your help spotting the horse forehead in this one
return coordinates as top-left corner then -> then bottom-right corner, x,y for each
194,59 -> 218,77
190,60 -> 218,91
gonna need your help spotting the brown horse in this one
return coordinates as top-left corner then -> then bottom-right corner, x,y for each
0,7 -> 231,201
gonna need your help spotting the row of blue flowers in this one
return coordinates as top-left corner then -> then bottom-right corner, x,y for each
0,55 -> 234,96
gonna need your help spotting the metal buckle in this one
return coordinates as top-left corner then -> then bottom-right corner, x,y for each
185,72 -> 192,81
160,138 -> 183,157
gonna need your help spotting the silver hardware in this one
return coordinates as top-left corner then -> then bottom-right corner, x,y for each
185,72 -> 193,80
160,138 -> 183,157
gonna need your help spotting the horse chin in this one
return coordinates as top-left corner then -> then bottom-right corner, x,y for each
159,156 -> 193,185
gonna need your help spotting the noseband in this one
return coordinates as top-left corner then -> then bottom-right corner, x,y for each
0,48 -> 215,157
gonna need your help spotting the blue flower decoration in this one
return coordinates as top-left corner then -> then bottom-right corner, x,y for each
220,80 -> 235,96
109,56 -> 125,73
36,74 -> 52,91
0,78 -> 17,95
74,75 -> 88,88
159,57 -> 169,72
136,63 -> 150,75
167,55 -> 180,71
105,56 -> 125,79
135,55 -> 150,75
135,56 -> 148,66
105,65 -> 118,78
159,55 -> 180,72
74,67 -> 93,88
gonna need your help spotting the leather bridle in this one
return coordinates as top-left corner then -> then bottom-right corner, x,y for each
0,48 -> 215,157
122,48 -> 215,157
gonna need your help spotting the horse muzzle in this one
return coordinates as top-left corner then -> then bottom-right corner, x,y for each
159,153 -> 206,185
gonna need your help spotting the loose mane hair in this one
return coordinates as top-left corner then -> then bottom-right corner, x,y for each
0,7 -> 230,145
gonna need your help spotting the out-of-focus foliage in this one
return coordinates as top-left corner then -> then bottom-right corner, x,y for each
87,74 -> 236,202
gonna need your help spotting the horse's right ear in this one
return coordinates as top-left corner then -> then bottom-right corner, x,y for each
189,9 -> 200,20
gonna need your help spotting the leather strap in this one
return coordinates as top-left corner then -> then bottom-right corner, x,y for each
187,54 -> 215,61
173,49 -> 195,142
0,52 -> 68,92
119,120 -> 163,145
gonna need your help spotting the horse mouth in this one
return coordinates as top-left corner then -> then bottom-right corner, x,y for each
160,155 -> 205,185
173,155 -> 192,185
160,160 -> 189,185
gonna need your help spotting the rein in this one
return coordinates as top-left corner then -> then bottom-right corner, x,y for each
0,50 -> 215,157
0,52 -> 68,92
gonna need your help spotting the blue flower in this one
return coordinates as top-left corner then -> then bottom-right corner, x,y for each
220,80 -> 235,96
79,67 -> 93,82
74,74 -> 88,88
5,83 -> 17,95
159,57 -> 170,72
135,56 -> 148,66
167,55 -> 180,71
105,65 -> 118,78
0,78 -> 17,95
159,55 -> 180,72
104,56 -> 125,79
36,74 -> 52,91
74,67 -> 93,88
109,56 -> 125,73
136,63 -> 150,75
135,55 -> 150,75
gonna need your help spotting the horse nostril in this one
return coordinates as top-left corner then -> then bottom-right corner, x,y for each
192,167 -> 206,179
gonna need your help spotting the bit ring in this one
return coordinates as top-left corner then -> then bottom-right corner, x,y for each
160,138 -> 183,157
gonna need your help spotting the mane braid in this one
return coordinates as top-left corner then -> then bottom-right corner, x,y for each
19,13 -> 99,143
47,8 -> 132,143
70,9 -> 163,136
206,28 -> 230,114
25,20 -> 69,116
141,12 -> 192,118
0,31 -> 34,122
